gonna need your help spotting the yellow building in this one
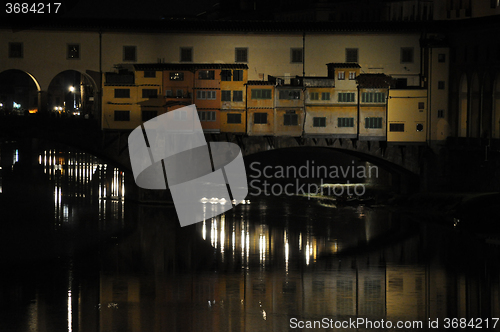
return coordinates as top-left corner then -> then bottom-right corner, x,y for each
274,76 -> 304,137
246,81 -> 275,136
302,77 -> 339,136
387,89 -> 428,142
220,65 -> 248,133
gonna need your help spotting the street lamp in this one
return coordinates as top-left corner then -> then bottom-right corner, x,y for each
69,86 -> 76,113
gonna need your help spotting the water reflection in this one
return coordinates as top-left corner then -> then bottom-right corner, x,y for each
1,141 -> 500,331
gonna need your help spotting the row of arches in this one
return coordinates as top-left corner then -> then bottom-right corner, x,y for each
0,69 -> 98,117
455,71 -> 500,139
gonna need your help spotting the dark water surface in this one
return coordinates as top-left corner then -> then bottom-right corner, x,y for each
0,141 -> 499,331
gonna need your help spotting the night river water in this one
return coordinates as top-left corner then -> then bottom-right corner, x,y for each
0,140 -> 499,331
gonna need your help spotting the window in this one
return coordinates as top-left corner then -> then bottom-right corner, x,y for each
142,110 -> 158,122
144,71 -> 156,78
313,117 -> 326,127
416,123 -> 424,131
346,48 -> 358,62
198,70 -> 215,80
338,92 -> 355,102
67,44 -> 80,59
291,48 -> 303,63
196,90 -> 216,100
170,72 -> 184,81
365,117 -> 383,129
279,90 -> 300,100
418,102 -> 425,109
321,92 -> 330,100
438,53 -> 446,63
221,70 -> 232,81
198,111 -> 216,121
114,89 -> 130,98
233,91 -> 243,102
254,112 -> 267,124
180,47 -> 193,62
284,113 -> 298,126
8,42 -> 23,58
390,123 -> 405,132
233,70 -> 243,81
165,90 -> 172,97
221,90 -> 231,101
338,117 -> 354,127
438,109 -> 445,118
235,48 -> 248,62
176,89 -> 183,97
123,46 -> 136,62
401,47 -> 414,63
438,81 -> 446,89
348,71 -> 356,80
114,110 -> 130,121
338,71 -> 345,80
142,89 -> 158,98
251,89 -> 272,99
310,92 -> 319,100
227,113 -> 242,124
361,92 -> 385,103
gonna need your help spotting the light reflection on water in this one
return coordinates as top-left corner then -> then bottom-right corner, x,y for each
1,142 -> 500,332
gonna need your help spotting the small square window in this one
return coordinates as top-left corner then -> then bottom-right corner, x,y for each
284,113 -> 298,126
9,42 -> 23,58
321,92 -> 330,100
418,102 -> 425,109
144,71 -> 156,78
438,81 -> 446,89
348,72 -> 356,80
67,44 -> 80,59
338,71 -> 345,80
142,110 -> 158,122
180,47 -> 193,62
416,123 -> 424,131
235,48 -> 248,62
390,123 -> 405,132
123,46 -> 136,62
233,91 -> 243,102
438,54 -> 446,63
438,110 -> 445,118
114,89 -> 130,98
198,70 -> 215,80
310,92 -> 319,100
291,48 -> 303,63
142,89 -> 158,99
221,90 -> 231,101
401,47 -> 414,63
254,112 -> 267,124
346,48 -> 358,62
221,70 -> 232,81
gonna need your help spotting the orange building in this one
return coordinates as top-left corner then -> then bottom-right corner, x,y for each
246,80 -> 275,136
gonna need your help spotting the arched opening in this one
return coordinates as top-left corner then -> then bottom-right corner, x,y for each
470,73 -> 480,138
481,74 -> 493,139
458,74 -> 468,137
493,73 -> 500,139
47,70 -> 97,118
0,69 -> 40,115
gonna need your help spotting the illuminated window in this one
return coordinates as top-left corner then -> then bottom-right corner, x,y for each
170,72 -> 184,81
348,71 -> 356,80
198,70 -> 215,80
338,71 -> 345,80
67,44 -> 80,59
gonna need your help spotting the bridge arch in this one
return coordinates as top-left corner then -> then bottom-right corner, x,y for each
47,70 -> 98,118
0,69 -> 41,115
